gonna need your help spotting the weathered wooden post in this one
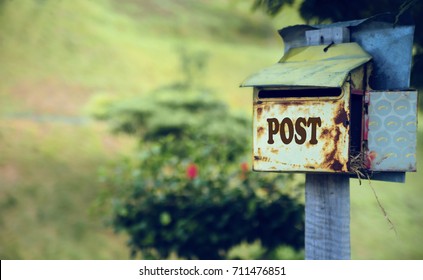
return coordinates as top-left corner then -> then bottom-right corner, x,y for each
241,14 -> 417,260
305,174 -> 350,259
304,27 -> 352,260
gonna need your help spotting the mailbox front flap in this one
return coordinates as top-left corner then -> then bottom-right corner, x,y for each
366,90 -> 418,172
253,83 -> 351,173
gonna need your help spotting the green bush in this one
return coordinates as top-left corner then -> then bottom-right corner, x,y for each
95,52 -> 304,259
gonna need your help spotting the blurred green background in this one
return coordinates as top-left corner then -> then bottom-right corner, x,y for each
0,0 -> 422,259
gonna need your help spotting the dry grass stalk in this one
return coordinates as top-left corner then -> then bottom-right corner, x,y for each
350,152 -> 397,236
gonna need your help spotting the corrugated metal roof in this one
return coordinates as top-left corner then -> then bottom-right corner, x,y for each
241,42 -> 372,88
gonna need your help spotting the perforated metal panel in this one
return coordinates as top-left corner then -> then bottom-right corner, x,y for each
367,90 -> 417,172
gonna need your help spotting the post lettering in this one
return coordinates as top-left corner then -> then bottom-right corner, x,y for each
307,117 -> 322,145
280,118 -> 294,144
265,117 -> 322,145
267,118 -> 279,144
294,117 -> 307,144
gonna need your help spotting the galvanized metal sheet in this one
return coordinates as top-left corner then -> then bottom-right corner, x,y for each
367,90 -> 417,171
351,23 -> 414,90
366,172 -> 406,183
253,84 -> 350,173
278,13 -> 414,90
241,43 -> 371,88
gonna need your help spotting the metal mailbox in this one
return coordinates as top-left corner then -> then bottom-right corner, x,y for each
241,42 -> 417,176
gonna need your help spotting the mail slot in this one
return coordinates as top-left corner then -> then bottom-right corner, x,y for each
241,42 -> 417,175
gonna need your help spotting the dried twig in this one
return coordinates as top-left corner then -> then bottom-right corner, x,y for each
350,153 -> 397,236
369,183 -> 398,236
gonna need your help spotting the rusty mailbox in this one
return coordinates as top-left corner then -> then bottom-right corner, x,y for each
241,36 -> 417,177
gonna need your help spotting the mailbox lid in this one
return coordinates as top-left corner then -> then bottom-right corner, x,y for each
366,90 -> 418,171
241,42 -> 371,88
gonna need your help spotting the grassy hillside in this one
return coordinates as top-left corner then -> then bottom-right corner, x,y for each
0,0 -> 290,259
0,0 -> 422,259
0,120 -> 133,259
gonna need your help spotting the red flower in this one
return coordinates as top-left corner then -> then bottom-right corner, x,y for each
186,163 -> 198,180
240,162 -> 249,180
240,162 -> 249,172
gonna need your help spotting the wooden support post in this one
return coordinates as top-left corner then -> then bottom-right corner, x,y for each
305,174 -> 350,260
304,27 -> 351,260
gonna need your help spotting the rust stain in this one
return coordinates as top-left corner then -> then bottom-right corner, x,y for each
334,103 -> 348,128
331,160 -> 344,171
270,148 -> 279,154
320,128 -> 331,139
253,155 -> 273,162
305,101 -> 349,172
257,126 -> 265,138
278,104 -> 288,115
323,128 -> 340,168
318,125 -> 347,171
281,100 -> 307,106
256,107 -> 263,120
304,165 -> 316,169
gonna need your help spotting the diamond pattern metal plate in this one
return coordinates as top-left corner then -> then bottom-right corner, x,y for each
367,90 -> 417,172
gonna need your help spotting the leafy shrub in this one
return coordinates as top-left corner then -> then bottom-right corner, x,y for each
95,51 -> 304,259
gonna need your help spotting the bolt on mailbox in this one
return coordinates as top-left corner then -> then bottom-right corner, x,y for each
241,42 -> 417,176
